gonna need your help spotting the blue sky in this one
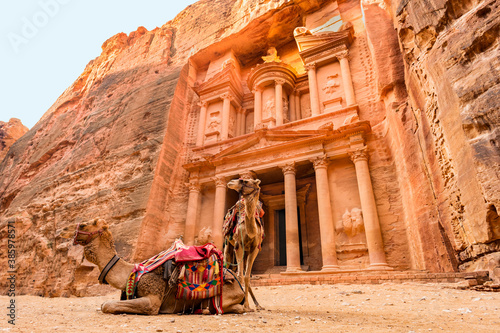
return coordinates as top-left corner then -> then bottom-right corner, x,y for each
0,0 -> 199,129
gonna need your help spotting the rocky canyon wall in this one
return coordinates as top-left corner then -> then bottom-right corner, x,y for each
0,0 -> 498,297
0,118 -> 28,162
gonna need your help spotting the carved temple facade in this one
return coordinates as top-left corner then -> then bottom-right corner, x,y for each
181,1 -> 404,274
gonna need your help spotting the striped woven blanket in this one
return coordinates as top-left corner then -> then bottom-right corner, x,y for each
125,239 -> 224,313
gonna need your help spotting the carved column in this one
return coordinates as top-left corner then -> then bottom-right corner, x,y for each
184,180 -> 201,245
306,63 -> 321,117
350,148 -> 390,269
289,92 -> 296,122
221,93 -> 232,140
338,51 -> 357,106
253,87 -> 263,130
235,108 -> 242,137
295,91 -> 301,120
196,101 -> 208,146
312,156 -> 340,271
239,109 -> 246,135
212,176 -> 227,249
275,79 -> 285,126
281,163 -> 302,272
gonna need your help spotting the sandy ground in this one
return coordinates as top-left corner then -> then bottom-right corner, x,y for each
1,282 -> 499,333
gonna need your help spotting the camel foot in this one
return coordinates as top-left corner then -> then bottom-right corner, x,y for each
243,307 -> 255,313
255,305 -> 264,311
202,308 -> 211,315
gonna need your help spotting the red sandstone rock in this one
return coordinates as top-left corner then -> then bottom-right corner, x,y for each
0,0 -> 498,297
0,118 -> 28,162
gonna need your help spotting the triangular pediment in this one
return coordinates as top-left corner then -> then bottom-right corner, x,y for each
213,128 -> 330,160
295,29 -> 353,53
193,63 -> 243,99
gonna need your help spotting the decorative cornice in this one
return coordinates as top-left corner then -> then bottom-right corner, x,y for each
280,163 -> 295,175
349,147 -> 368,163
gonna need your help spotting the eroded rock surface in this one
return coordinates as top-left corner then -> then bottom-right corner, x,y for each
0,118 -> 28,162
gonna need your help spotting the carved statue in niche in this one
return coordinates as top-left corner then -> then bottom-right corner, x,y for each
264,98 -> 275,119
262,47 -> 281,63
207,111 -> 221,133
229,114 -> 236,135
282,98 -> 289,122
341,208 -> 365,238
322,74 -> 340,97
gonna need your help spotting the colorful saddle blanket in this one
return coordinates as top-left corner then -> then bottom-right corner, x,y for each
125,239 -> 224,313
223,198 -> 265,241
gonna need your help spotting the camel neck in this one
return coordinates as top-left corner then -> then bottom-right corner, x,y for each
243,193 -> 259,237
89,242 -> 134,291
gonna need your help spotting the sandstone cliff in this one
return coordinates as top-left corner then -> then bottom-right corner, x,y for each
0,118 -> 28,162
0,0 -> 498,297
0,0 -> 331,296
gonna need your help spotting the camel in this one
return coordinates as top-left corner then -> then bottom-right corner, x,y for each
68,218 -> 245,315
224,178 -> 264,311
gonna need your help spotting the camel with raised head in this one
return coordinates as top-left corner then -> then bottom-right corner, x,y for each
68,218 -> 245,315
224,178 -> 264,311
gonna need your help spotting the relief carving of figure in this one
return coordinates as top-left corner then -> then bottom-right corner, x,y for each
264,98 -> 275,119
341,208 -> 365,238
322,74 -> 340,97
207,112 -> 221,132
282,98 -> 289,122
262,47 -> 281,63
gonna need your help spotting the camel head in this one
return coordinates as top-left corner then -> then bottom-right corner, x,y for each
72,218 -> 115,264
227,178 -> 261,196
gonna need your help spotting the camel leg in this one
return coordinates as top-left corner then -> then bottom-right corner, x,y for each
101,294 -> 162,315
234,245 -> 244,283
248,285 -> 264,310
243,248 -> 260,311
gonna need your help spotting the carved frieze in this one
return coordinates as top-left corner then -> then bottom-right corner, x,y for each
322,74 -> 340,97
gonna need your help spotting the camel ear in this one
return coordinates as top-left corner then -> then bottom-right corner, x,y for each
92,219 -> 98,226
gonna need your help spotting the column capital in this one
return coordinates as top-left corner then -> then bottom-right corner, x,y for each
187,180 -> 201,192
220,92 -> 234,101
305,62 -> 317,71
239,170 -> 256,180
349,148 -> 368,163
312,155 -> 330,170
336,50 -> 349,60
280,163 -> 296,175
252,86 -> 263,94
198,100 -> 208,108
213,175 -> 227,187
275,78 -> 286,86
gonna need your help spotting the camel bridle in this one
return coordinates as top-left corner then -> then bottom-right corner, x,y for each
73,223 -> 104,246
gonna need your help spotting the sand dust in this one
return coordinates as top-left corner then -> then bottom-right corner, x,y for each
2,282 -> 499,333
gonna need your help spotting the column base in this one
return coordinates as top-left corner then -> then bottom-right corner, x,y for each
321,265 -> 340,272
366,263 -> 393,271
286,266 -> 303,273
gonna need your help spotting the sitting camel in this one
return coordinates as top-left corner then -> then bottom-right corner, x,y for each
69,218 -> 245,315
223,178 -> 264,311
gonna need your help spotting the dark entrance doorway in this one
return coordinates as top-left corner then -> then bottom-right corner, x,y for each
277,208 -> 303,266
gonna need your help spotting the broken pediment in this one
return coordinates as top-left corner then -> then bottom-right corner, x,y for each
193,61 -> 244,102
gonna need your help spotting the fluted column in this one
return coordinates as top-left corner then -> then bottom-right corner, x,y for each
295,91 -> 301,120
212,176 -> 227,249
338,50 -> 357,106
184,180 -> 201,245
253,87 -> 263,130
306,63 -> 321,117
221,93 -> 232,140
281,163 -> 302,272
350,148 -> 390,269
289,91 -> 296,122
275,79 -> 285,126
196,101 -> 208,146
312,156 -> 340,271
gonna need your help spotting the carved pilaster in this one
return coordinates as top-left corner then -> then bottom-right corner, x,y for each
349,148 -> 368,163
